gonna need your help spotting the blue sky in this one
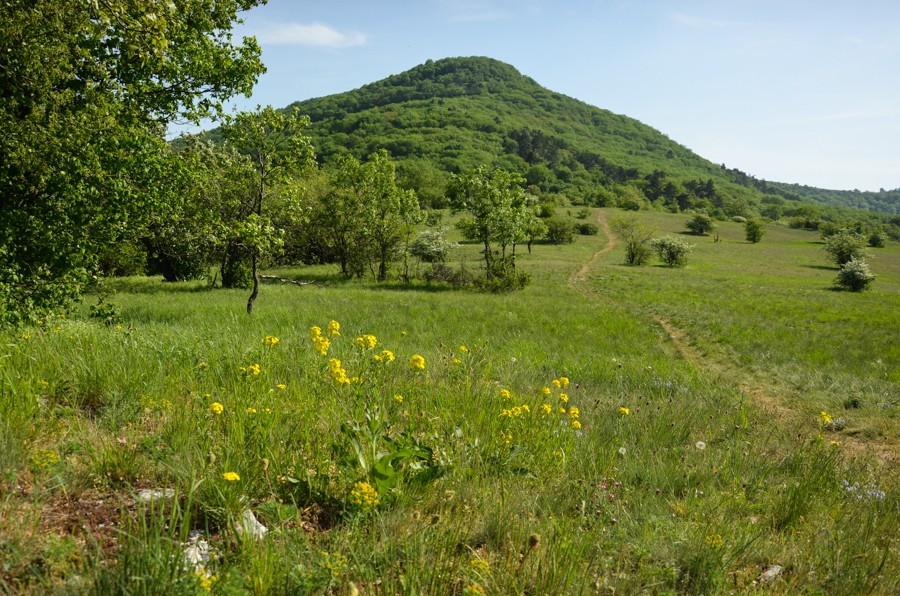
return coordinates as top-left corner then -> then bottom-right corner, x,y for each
182,0 -> 900,191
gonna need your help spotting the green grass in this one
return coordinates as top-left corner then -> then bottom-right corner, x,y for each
1,208 -> 897,594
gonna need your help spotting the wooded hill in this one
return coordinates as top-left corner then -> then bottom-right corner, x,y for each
270,56 -> 897,219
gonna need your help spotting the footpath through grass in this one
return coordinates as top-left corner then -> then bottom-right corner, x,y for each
0,208 -> 897,594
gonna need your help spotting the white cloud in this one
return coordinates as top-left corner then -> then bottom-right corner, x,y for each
253,22 -> 367,48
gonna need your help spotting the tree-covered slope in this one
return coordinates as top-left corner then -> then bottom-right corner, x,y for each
286,56 -> 767,213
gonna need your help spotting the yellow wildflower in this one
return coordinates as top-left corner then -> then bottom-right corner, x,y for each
571,420 -> 582,430
246,407 -> 257,414
276,383 -> 286,390
264,335 -> 279,347
355,334 -> 377,349
705,533 -> 724,548
394,394 -> 404,403
559,393 -> 569,403
819,411 -> 833,426
198,361 -> 208,370
463,584 -> 485,595
409,354 -> 426,370
551,379 -> 561,388
313,336 -> 329,355
540,403 -> 552,415
618,407 -> 630,416
470,558 -> 491,574
244,363 -> 261,376
349,481 -> 380,510
309,326 -> 322,340
209,402 -> 224,415
459,345 -> 469,353
568,406 -> 579,419
559,376 -> 570,388
499,388 -> 511,400
326,320 -> 341,336
223,471 -> 240,482
541,387 -> 551,395
453,358 -> 462,365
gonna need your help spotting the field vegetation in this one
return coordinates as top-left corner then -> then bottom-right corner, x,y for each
2,209 -> 897,594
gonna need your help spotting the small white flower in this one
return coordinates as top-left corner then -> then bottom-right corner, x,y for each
618,447 -> 627,456
695,441 -> 707,450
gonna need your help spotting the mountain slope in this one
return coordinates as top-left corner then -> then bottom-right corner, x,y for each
287,56 -> 766,213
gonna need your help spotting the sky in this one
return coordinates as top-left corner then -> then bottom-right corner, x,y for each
177,0 -> 900,192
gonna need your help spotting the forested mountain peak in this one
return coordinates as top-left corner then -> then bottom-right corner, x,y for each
277,56 -> 897,218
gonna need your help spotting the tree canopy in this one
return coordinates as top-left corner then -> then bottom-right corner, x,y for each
0,0 -> 266,323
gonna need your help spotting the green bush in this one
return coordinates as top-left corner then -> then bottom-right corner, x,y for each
576,222 -> 599,236
544,218 -> 576,245
575,207 -> 591,220
610,215 -> 655,266
835,257 -> 876,292
868,231 -> 886,248
651,236 -> 693,267
824,231 -> 867,266
745,219 -> 765,243
686,213 -> 715,235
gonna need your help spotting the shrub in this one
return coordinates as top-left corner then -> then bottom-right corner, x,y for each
576,222 -> 599,236
544,218 -> 576,245
824,231 -> 867,266
474,256 -> 530,292
745,219 -> 765,243
835,257 -> 875,292
686,213 -> 716,235
410,229 -> 457,263
575,207 -> 591,220
651,236 -> 693,267
610,215 -> 655,266
868,231 -> 886,248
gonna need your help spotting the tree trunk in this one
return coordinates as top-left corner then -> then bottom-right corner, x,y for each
483,238 -> 492,279
246,250 -> 259,314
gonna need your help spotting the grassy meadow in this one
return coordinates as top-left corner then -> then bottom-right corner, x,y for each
1,209 -> 898,594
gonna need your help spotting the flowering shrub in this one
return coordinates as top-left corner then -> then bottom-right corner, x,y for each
835,257 -> 876,292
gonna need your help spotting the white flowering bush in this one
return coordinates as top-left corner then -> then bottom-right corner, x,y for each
835,257 -> 876,292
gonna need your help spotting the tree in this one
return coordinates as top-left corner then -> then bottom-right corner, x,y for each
0,0 -> 265,324
745,219 -> 766,243
686,213 -> 716,235
447,166 -> 529,279
824,231 -> 867,266
220,107 -> 315,313
610,216 -> 656,266
651,236 -> 694,267
545,218 -> 576,245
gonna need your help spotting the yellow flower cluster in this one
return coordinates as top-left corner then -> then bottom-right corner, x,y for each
618,407 -> 630,416
239,363 -> 261,377
356,334 -> 378,349
463,584 -> 485,596
194,569 -> 217,592
349,481 -> 380,510
499,388 -> 512,400
372,349 -> 395,363
264,335 -> 279,347
223,471 -> 240,482
310,326 -> 330,356
819,410 -> 833,426
31,449 -> 60,471
500,404 -> 531,418
209,402 -> 224,415
329,358 -> 351,385
409,354 -> 426,370
705,533 -> 724,548
326,320 -> 341,336
459,345 -> 469,353
470,558 -> 491,574
540,403 -> 553,415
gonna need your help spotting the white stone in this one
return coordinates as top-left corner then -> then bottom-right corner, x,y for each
236,509 -> 268,540
135,488 -> 175,503
759,565 -> 784,583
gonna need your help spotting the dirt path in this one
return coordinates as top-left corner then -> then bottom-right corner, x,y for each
567,211 -> 617,288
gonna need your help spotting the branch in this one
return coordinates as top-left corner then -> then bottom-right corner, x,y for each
259,274 -> 324,287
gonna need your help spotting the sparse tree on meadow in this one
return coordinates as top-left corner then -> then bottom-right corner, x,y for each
686,213 -> 716,235
745,219 -> 766,243
447,166 -> 529,279
610,216 -> 656,266
824,231 -> 867,266
220,106 -> 315,313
